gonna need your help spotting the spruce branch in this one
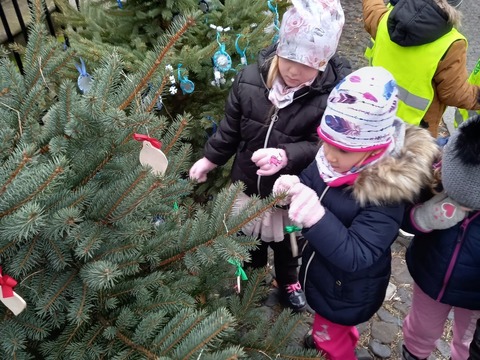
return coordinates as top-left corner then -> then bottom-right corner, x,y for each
118,17 -> 196,111
0,165 -> 64,218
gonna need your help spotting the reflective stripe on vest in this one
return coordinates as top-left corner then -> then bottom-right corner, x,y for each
371,9 -> 465,126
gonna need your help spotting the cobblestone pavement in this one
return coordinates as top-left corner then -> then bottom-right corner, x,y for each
263,1 -> 480,359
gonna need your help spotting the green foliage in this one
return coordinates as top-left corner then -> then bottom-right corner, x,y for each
0,6 -> 318,358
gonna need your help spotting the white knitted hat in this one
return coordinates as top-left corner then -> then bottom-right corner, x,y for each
276,0 -> 344,71
318,66 -> 400,152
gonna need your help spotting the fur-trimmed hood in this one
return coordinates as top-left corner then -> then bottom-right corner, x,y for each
353,125 -> 439,206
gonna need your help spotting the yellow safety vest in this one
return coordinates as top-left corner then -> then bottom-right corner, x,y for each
370,9 -> 465,126
454,57 -> 480,127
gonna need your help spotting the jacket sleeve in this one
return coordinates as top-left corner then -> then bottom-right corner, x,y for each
280,139 -> 319,175
434,40 -> 480,110
203,73 -> 243,166
304,203 -> 404,272
362,0 -> 389,38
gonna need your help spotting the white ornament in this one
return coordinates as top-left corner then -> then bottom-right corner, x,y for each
139,141 -> 169,176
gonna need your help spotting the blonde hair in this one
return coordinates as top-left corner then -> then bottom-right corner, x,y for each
266,55 -> 279,89
435,0 -> 462,27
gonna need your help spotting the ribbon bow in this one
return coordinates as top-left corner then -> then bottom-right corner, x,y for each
228,259 -> 248,280
0,267 -> 17,298
133,133 -> 162,149
285,225 -> 302,233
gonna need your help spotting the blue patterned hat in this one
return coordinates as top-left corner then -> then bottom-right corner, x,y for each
317,66 -> 399,152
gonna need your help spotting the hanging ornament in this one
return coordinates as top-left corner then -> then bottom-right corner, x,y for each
74,57 -> 93,94
235,34 -> 249,67
205,115 -> 218,138
267,0 -> 280,43
164,64 -> 178,95
198,0 -> 211,13
0,267 -> 26,316
210,26 -> 232,87
285,225 -> 302,257
133,133 -> 168,176
177,64 -> 195,94
227,258 -> 248,293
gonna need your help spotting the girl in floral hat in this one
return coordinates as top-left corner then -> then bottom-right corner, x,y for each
273,66 -> 439,359
189,0 -> 349,311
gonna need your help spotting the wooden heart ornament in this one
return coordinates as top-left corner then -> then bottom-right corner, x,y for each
134,134 -> 168,176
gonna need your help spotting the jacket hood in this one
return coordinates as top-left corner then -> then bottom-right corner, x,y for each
388,0 -> 453,46
353,125 -> 440,206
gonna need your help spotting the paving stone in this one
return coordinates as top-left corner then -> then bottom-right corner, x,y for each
371,321 -> 400,344
369,339 -> 392,358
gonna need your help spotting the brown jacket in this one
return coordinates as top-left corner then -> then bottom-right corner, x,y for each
363,0 -> 480,137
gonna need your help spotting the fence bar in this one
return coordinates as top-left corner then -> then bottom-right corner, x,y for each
0,1 -> 24,74
11,0 -> 28,42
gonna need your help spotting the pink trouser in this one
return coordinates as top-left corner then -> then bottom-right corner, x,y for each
403,283 -> 480,360
312,313 -> 359,360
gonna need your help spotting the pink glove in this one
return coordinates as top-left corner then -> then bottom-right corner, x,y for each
272,175 -> 300,205
189,157 -> 217,183
251,148 -> 288,176
288,183 -> 325,228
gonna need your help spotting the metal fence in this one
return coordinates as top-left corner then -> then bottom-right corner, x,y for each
0,0 -> 78,73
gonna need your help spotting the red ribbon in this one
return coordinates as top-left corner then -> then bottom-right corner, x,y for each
0,267 -> 17,298
133,133 -> 162,149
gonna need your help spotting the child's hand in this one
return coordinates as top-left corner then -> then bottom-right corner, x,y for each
411,193 -> 467,232
251,148 -> 288,176
288,183 -> 325,228
272,175 -> 300,205
189,157 -> 217,183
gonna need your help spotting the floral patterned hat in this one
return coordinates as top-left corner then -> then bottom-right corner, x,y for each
317,66 -> 400,152
276,0 -> 345,71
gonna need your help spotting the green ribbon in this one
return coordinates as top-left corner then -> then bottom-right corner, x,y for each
228,259 -> 248,280
285,225 -> 302,233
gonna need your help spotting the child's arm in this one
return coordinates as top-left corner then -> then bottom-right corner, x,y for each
203,74 -> 244,165
409,193 -> 467,232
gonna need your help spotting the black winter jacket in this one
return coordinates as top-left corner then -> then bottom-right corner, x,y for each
203,45 -> 351,198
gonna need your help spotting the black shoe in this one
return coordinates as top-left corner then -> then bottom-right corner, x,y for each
303,330 -> 316,349
280,282 -> 307,312
402,344 -> 426,360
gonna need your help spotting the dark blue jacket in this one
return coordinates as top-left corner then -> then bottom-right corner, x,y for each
298,125 -> 439,326
404,205 -> 480,310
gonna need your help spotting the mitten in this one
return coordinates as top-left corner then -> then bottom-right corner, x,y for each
273,175 -> 300,205
251,148 -> 288,176
189,157 -> 217,183
288,183 -> 325,228
411,193 -> 467,232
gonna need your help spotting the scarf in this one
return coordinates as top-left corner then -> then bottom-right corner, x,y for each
268,76 -> 314,109
316,119 -> 406,187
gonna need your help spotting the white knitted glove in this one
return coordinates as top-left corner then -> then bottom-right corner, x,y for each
251,148 -> 288,176
272,175 -> 300,205
288,183 -> 325,228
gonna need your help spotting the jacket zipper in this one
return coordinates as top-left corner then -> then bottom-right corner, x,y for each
256,92 -> 311,195
436,211 -> 480,301
301,186 -> 330,294
257,106 -> 279,194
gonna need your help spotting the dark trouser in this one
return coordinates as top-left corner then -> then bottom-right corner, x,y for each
469,319 -> 480,360
244,234 -> 305,287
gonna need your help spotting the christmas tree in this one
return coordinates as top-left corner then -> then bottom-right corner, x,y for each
51,0 -> 287,198
0,2 -> 318,358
